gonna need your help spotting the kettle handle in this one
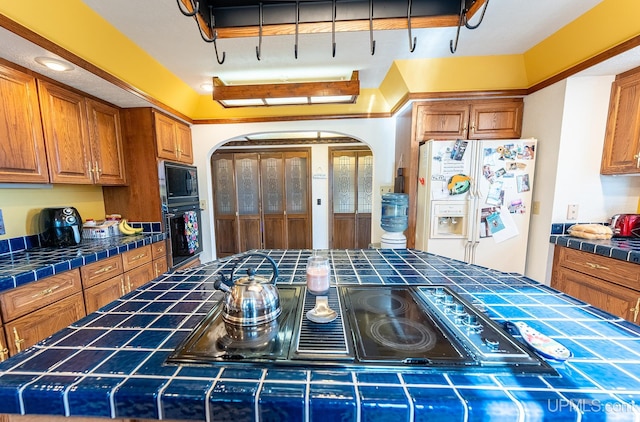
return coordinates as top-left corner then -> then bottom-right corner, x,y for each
229,252 -> 279,284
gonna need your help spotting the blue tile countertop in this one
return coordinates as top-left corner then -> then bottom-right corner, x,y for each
0,249 -> 640,421
550,235 -> 640,264
0,231 -> 166,293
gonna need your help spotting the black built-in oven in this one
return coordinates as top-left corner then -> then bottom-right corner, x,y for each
159,161 -> 203,269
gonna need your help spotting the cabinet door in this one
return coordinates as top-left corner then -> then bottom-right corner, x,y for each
469,99 -> 523,139
125,262 -> 154,292
0,65 -> 49,183
284,151 -> 312,249
261,152 -> 286,249
86,99 -> 126,185
0,327 -> 8,362
601,70 -> 640,174
552,267 -> 640,324
176,122 -> 194,164
154,112 -> 179,160
6,292 -> 86,355
37,80 -> 93,184
235,153 -> 263,252
212,154 -> 239,257
84,275 -> 126,314
153,256 -> 168,278
415,102 -> 469,141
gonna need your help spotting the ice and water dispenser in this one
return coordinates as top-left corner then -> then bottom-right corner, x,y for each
431,201 -> 468,238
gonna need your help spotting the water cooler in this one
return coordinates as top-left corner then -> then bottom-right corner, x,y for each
380,193 -> 409,249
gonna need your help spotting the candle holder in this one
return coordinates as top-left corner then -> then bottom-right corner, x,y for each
306,255 -> 330,295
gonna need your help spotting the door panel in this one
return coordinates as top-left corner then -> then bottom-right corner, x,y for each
261,154 -> 285,249
332,214 -> 356,249
286,217 -> 309,249
212,154 -> 239,257
215,218 -> 237,257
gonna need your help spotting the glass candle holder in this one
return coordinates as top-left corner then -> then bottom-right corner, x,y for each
306,256 -> 330,295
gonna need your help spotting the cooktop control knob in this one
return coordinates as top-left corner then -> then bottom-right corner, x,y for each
455,313 -> 468,325
466,314 -> 478,326
443,294 -> 455,312
465,314 -> 483,333
433,287 -> 445,303
454,303 -> 465,314
484,337 -> 500,351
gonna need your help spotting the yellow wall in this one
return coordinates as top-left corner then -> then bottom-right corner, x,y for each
0,185 -> 105,239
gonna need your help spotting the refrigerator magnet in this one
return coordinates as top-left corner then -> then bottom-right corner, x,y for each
447,174 -> 470,195
486,180 -> 504,205
517,174 -> 531,192
450,140 -> 469,161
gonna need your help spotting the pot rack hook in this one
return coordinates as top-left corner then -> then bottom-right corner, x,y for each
294,1 -> 300,59
449,0 -> 466,54
464,0 -> 490,29
177,0 -> 199,17
369,0 -> 376,55
331,0 -> 337,57
256,2 -> 263,61
197,5 -> 226,64
407,0 -> 416,53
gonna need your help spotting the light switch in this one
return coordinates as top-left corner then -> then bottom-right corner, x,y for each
317,198 -> 321,205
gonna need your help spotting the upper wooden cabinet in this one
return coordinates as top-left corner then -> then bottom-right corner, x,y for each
601,68 -> 640,175
0,64 -> 49,183
415,98 -> 523,142
37,80 -> 126,185
154,111 -> 193,164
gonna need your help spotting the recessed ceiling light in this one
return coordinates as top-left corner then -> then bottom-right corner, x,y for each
34,57 -> 74,72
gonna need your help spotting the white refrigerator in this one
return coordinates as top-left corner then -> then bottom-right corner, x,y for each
415,138 -> 537,274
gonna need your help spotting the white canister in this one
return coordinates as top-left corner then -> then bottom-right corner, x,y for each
306,255 -> 330,295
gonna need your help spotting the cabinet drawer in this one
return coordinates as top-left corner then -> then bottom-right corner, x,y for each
6,292 -> 86,355
121,245 -> 152,272
80,255 -> 123,288
151,240 -> 167,260
556,246 -> 640,291
0,269 -> 82,322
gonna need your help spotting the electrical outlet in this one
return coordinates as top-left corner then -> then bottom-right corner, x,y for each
567,204 -> 578,220
380,185 -> 393,196
532,201 -> 540,215
199,200 -> 206,211
0,209 -> 4,235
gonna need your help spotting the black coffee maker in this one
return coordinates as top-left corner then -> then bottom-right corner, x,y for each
40,207 -> 83,247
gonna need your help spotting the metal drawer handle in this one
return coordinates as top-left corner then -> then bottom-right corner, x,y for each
126,275 -> 132,293
0,342 -> 8,361
585,262 -> 609,271
31,284 -> 60,299
130,253 -> 146,261
631,298 -> 640,323
95,265 -> 114,275
120,279 -> 126,296
13,328 -> 24,353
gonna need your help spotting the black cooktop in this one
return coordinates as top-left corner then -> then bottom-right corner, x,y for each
166,284 -> 557,375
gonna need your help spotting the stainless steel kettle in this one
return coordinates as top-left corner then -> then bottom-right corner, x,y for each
214,252 -> 280,326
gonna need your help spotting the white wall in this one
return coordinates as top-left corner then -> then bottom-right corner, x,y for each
191,118 -> 397,263
522,75 -> 640,285
521,80 -> 567,284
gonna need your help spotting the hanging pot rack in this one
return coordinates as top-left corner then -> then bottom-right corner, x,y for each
177,0 -> 488,63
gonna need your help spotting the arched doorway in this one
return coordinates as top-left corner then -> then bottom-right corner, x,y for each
209,132 -> 373,256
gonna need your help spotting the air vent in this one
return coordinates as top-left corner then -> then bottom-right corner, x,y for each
293,287 -> 351,359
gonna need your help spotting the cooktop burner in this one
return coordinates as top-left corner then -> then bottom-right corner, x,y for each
166,284 -> 557,375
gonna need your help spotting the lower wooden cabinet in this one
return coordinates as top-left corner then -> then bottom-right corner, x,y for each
551,245 -> 640,323
125,262 -> 154,291
84,274 -> 126,314
0,326 -> 8,362
153,256 -> 168,278
5,293 -> 86,355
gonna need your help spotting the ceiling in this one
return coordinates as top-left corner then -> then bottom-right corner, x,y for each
0,0 -> 637,111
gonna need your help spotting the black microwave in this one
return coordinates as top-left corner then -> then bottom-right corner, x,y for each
161,162 -> 199,204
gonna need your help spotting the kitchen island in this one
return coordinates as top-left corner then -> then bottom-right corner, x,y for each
0,249 -> 639,422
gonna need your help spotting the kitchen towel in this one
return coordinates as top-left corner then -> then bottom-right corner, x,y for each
183,211 -> 199,253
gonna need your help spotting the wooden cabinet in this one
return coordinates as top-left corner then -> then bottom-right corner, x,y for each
122,245 -> 152,272
80,255 -> 124,289
152,240 -> 168,278
396,97 -> 524,248
154,110 -> 193,164
0,269 -> 86,355
103,107 -> 193,222
85,98 -> 127,185
551,245 -> 640,323
0,63 -> 49,183
5,293 -> 85,355
601,67 -> 640,174
414,98 -> 523,142
125,262 -> 154,292
0,325 -> 8,362
211,149 -> 312,257
84,274 -> 125,314
37,80 -> 126,185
